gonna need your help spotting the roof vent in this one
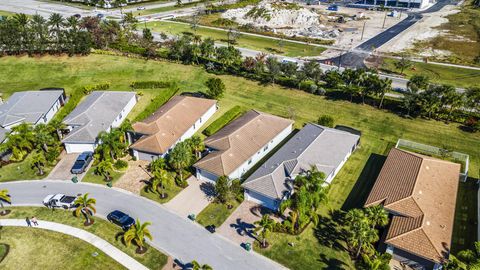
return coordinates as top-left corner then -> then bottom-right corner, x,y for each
440,224 -> 446,229
426,221 -> 431,226
426,166 -> 430,170
418,190 -> 422,195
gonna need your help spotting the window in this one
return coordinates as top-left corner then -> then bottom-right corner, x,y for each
193,124 -> 196,129
263,145 -> 268,151
199,117 -> 202,123
248,159 -> 252,165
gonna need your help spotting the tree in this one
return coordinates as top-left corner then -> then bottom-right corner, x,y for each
445,242 -> 480,269
142,27 -> 154,43
465,87 -> 480,112
254,214 -> 275,248
301,60 -> 322,83
176,0 -> 182,6
188,135 -> 205,159
191,261 -> 213,270
97,129 -> 126,161
345,208 -> 384,259
317,115 -> 334,128
168,141 -> 193,183
205,77 -> 225,99
214,175 -> 230,204
200,38 -> 215,59
394,54 -> 412,75
74,193 -> 96,225
30,151 -> 47,175
226,28 -> 241,46
365,205 -> 388,229
152,169 -> 173,198
323,70 -> 342,89
149,158 -> 167,174
407,75 -> 430,93
0,189 -> 11,215
265,56 -> 281,84
48,13 -> 64,52
123,219 -> 153,253
280,61 -> 298,78
94,159 -> 113,181
34,123 -> 55,152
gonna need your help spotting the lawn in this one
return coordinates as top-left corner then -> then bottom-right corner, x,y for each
451,179 -> 479,253
381,58 -> 480,88
82,165 -> 126,185
196,199 -> 241,228
141,184 -> 184,204
134,1 -> 205,16
0,151 -> 55,182
0,227 -> 124,270
145,21 -> 327,57
0,54 -> 479,269
0,207 -> 168,269
0,10 -> 18,17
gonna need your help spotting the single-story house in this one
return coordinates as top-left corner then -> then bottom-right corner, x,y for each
0,89 -> 66,143
194,110 -> 294,182
62,91 -> 137,154
129,96 -> 217,161
242,123 -> 360,210
365,148 -> 461,270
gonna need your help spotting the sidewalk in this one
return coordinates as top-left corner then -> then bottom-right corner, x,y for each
0,219 -> 148,270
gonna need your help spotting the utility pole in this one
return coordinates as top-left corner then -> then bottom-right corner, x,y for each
360,21 -> 366,40
382,10 -> 388,28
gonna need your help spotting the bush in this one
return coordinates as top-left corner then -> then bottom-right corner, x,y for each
133,84 -> 179,121
130,81 -> 172,89
205,77 -> 226,99
317,115 -> 335,128
203,106 -> 245,136
114,160 -> 128,170
82,82 -> 111,94
299,80 -> 318,93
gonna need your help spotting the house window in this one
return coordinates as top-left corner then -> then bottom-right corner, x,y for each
118,113 -> 123,120
263,145 -> 268,151
199,117 -> 202,123
193,123 -> 196,129
248,159 -> 252,165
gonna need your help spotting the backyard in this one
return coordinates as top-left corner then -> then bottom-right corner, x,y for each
0,227 -> 124,270
0,54 -> 479,269
145,21 -> 327,57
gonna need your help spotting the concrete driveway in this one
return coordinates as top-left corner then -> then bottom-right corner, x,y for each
164,176 -> 215,218
48,152 -> 90,181
114,160 -> 151,194
0,180 -> 285,270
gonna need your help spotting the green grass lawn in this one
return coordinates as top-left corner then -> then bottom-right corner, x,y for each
0,54 -> 479,269
82,165 -> 126,185
134,1 -> 202,16
145,21 -> 326,57
0,227 -> 125,270
0,151 -> 55,182
451,179 -> 479,253
141,184 -> 184,204
381,58 -> 480,88
0,207 -> 168,269
0,10 -> 18,17
37,0 -> 93,10
196,199 -> 240,228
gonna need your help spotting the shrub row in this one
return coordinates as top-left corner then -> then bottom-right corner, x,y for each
130,81 -> 173,89
82,82 -> 111,94
133,84 -> 179,122
203,105 -> 245,136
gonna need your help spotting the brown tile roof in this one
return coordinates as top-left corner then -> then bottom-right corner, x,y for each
130,96 -> 217,154
194,110 -> 293,177
365,148 -> 461,264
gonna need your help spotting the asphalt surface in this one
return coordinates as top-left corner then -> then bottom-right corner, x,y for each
0,180 -> 285,270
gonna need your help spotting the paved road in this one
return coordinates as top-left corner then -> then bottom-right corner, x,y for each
0,180 -> 284,270
0,218 -> 148,270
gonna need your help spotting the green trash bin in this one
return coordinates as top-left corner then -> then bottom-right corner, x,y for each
188,214 -> 196,221
106,181 -> 113,188
71,176 -> 78,183
245,243 -> 251,251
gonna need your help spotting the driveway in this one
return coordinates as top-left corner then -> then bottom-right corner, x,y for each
48,152 -> 90,181
164,176 -> 214,218
114,159 -> 151,194
0,180 -> 285,270
217,201 -> 274,246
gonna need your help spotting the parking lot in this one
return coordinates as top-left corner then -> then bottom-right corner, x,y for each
48,152 -> 91,181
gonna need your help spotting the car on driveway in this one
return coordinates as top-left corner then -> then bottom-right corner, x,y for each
107,210 -> 135,230
71,151 -> 93,174
43,194 -> 78,209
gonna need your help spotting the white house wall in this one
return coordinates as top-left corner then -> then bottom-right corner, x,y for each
112,95 -> 137,128
196,168 -> 219,182
65,143 -> 95,153
39,98 -> 62,125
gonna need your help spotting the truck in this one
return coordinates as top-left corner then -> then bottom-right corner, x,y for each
43,194 -> 78,209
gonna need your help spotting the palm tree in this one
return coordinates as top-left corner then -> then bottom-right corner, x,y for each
48,13 -> 64,52
365,205 -> 389,229
346,208 -> 378,258
0,189 -> 11,215
94,159 -> 113,181
97,129 -> 126,161
30,151 -> 47,175
188,135 -> 204,159
168,141 -> 193,182
191,260 -> 213,270
254,214 -> 275,248
74,193 -> 96,225
149,157 -> 166,174
152,169 -> 173,198
48,119 -> 66,140
34,124 -> 55,152
123,220 -> 153,253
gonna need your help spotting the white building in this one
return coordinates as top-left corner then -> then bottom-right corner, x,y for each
356,0 -> 430,9
62,91 -> 137,154
130,95 -> 217,161
194,110 -> 294,182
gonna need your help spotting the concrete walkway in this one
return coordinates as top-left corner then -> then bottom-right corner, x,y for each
0,219 -> 148,270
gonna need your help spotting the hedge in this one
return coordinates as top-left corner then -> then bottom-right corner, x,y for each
82,82 -> 111,94
203,105 -> 245,136
130,81 -> 173,89
133,84 -> 179,122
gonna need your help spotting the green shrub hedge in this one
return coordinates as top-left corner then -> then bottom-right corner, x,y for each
203,106 -> 245,136
82,82 -> 111,94
133,84 -> 179,122
130,81 -> 173,89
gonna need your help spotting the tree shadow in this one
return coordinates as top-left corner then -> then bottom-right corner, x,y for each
230,218 -> 258,241
250,205 -> 275,218
341,153 -> 386,211
317,253 -> 348,270
314,212 -> 347,252
199,182 -> 216,199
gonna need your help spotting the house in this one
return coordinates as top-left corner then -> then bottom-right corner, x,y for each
62,91 -> 137,154
353,0 -> 429,9
364,148 -> 461,270
194,110 -> 294,182
130,96 -> 217,161
0,90 -> 66,143
242,123 -> 360,210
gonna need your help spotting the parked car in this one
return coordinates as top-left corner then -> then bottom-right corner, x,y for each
73,14 -> 81,19
96,13 -> 105,18
107,210 -> 135,230
43,194 -> 78,209
327,5 -> 339,11
71,151 -> 93,174
137,6 -> 146,10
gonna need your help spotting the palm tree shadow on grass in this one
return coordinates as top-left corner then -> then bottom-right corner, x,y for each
317,253 -> 348,270
314,210 -> 348,252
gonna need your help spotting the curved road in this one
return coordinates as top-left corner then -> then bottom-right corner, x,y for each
0,180 -> 285,270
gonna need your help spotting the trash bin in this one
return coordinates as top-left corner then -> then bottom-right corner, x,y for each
245,243 -> 251,251
188,214 -> 196,221
71,176 -> 78,183
106,181 -> 112,188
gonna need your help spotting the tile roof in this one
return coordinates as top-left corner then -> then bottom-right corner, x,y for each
62,91 -> 136,144
242,123 -> 360,200
194,110 -> 293,177
365,148 -> 461,264
130,96 -> 217,154
0,90 -> 64,127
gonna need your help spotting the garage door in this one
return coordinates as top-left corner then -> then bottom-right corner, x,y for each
245,190 -> 278,210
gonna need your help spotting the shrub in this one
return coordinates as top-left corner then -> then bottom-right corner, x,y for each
82,82 -> 111,94
203,106 -> 245,136
133,84 -> 179,121
205,77 -> 226,99
299,80 -> 318,93
130,81 -> 172,89
317,115 -> 335,128
114,160 -> 128,170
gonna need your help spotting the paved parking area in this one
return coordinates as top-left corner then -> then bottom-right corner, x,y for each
48,152 -> 89,181
164,176 -> 215,218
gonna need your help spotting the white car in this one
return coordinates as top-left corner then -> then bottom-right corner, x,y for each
137,6 -> 146,10
43,194 -> 78,209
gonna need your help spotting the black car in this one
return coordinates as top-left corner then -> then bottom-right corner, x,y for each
70,151 -> 93,174
107,210 -> 135,230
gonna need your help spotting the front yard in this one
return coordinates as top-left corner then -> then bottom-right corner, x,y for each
196,199 -> 241,228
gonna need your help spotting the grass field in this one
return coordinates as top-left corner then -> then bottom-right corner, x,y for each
381,58 -> 480,88
145,21 -> 327,57
0,207 -> 168,269
0,227 -> 124,270
0,54 -> 479,269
